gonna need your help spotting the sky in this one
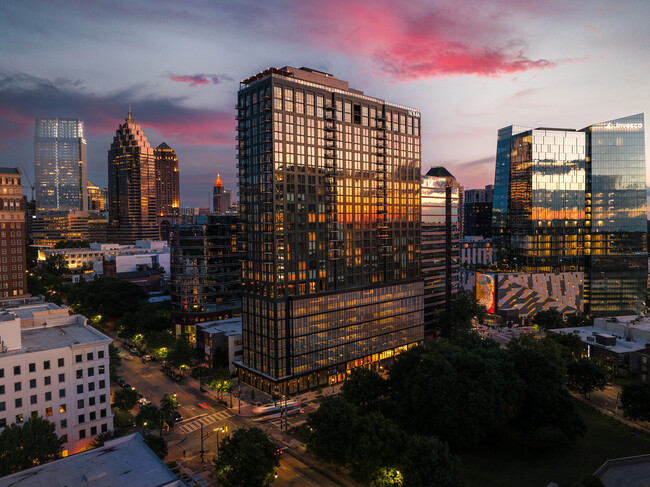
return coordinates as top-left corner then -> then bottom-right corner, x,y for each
1,0 -> 649,207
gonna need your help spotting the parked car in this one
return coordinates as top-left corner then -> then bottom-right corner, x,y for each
117,378 -> 126,387
142,355 -> 152,362
138,394 -> 148,404
121,383 -> 133,390
173,411 -> 183,422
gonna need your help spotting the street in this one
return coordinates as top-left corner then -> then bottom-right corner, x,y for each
113,342 -> 359,486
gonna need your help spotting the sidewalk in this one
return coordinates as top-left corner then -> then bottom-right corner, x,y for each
573,386 -> 650,436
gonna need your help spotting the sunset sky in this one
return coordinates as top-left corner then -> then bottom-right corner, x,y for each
1,0 -> 649,207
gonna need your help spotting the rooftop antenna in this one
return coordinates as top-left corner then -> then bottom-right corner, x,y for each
127,105 -> 133,122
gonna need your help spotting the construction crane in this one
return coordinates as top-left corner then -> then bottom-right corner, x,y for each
21,167 -> 36,202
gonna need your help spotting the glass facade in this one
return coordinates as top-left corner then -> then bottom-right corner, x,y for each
153,142 -> 180,218
492,114 -> 647,316
34,118 -> 87,212
170,215 -> 241,340
464,185 -> 493,238
585,114 -> 647,315
237,67 -> 423,392
421,168 -> 461,324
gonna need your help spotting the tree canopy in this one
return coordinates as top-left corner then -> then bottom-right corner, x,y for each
160,393 -> 179,425
621,380 -> 650,422
341,367 -> 388,410
213,427 -> 280,487
399,434 -> 464,487
165,337 -> 194,370
432,290 -> 486,338
113,388 -> 139,411
143,434 -> 168,459
65,278 -> 146,324
136,403 -> 162,434
533,309 -> 564,330
0,417 -> 63,476
566,358 -> 608,398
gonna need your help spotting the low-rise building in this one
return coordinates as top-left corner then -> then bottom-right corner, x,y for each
461,236 -> 495,267
0,299 -> 113,455
0,433 -> 188,487
195,317 -> 242,373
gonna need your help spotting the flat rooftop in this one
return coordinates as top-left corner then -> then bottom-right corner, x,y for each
198,316 -> 242,335
2,302 -> 67,321
549,326 -> 648,354
2,318 -> 110,357
0,433 -> 187,487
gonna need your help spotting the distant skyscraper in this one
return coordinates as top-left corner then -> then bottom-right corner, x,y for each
213,175 -> 224,214
464,184 -> 493,238
34,118 -> 87,212
421,167 -> 462,323
87,180 -> 105,211
0,167 -> 27,298
107,111 -> 158,244
237,67 -> 423,393
154,142 -> 180,217
492,114 -> 647,316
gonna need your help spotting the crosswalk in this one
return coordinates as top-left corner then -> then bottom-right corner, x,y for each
178,411 -> 233,435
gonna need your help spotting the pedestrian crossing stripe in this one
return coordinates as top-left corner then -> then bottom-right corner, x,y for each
178,411 -> 233,434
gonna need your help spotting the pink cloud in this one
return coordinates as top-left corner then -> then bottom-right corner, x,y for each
169,74 -> 226,87
291,0 -> 558,81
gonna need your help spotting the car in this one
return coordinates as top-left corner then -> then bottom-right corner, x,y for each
142,355 -> 152,362
117,378 -> 126,387
121,383 -> 133,390
138,394 -> 148,404
173,411 -> 183,422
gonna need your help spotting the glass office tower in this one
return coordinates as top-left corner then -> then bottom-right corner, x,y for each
154,142 -> 180,218
421,167 -> 461,325
492,114 -> 646,316
237,67 -> 423,393
34,118 -> 88,212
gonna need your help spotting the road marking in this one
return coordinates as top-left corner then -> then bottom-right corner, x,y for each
178,410 -> 233,434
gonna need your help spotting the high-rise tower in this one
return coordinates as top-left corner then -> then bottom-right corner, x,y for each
492,114 -> 647,316
0,167 -> 27,298
107,111 -> 158,244
154,142 -> 180,217
213,175 -> 224,214
237,67 -> 423,394
34,118 -> 87,211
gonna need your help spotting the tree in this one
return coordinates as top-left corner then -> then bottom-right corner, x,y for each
54,239 -> 89,249
399,435 -> 464,487
507,335 -> 586,448
371,467 -> 404,487
341,367 -> 388,410
566,358 -> 608,398
306,396 -> 360,466
214,427 -> 279,487
0,417 -> 63,476
547,332 -> 584,361
108,343 -> 122,383
65,278 -> 146,325
160,393 -> 179,425
113,387 -> 139,411
533,309 -> 564,330
43,253 -> 69,277
621,381 -> 650,421
387,340 -> 524,449
566,313 -> 592,328
432,290 -> 486,338
143,434 -> 168,459
166,338 -> 194,370
208,377 -> 233,400
136,403 -> 162,434
571,474 -> 605,487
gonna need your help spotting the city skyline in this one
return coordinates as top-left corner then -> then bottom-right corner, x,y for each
1,1 -> 649,207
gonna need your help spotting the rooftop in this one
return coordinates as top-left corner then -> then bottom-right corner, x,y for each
0,301 -> 67,322
0,433 -> 187,487
198,316 -> 242,336
2,316 -> 110,357
549,326 -> 649,354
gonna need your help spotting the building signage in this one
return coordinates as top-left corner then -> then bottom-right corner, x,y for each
604,122 -> 643,130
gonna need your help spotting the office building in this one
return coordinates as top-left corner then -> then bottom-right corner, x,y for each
212,175 -> 233,214
107,111 -> 158,244
154,142 -> 180,218
421,167 -> 462,324
237,66 -> 424,394
170,215 -> 241,340
492,114 -> 646,316
0,299 -> 113,456
30,210 -> 89,247
461,236 -> 495,267
34,118 -> 88,212
195,317 -> 243,374
463,184 -> 493,238
87,180 -> 105,212
0,168 -> 27,298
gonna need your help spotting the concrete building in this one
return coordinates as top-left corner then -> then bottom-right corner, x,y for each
0,433 -> 188,487
30,210 -> 89,247
421,166 -> 462,324
107,111 -> 158,244
0,168 -> 27,298
87,180 -> 105,212
38,240 -> 170,273
33,118 -> 87,212
0,299 -> 113,455
237,67 -> 423,394
461,236 -> 495,267
195,317 -> 243,373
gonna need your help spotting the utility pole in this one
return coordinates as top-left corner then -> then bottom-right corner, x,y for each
200,423 -> 204,463
238,379 -> 241,414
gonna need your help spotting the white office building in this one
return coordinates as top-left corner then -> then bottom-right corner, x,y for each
0,299 -> 113,456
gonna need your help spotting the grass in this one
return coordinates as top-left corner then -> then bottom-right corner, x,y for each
461,401 -> 650,487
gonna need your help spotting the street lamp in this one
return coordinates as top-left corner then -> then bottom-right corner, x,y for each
214,426 -> 226,458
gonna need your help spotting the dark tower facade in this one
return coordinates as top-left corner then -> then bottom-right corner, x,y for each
237,67 -> 424,394
0,167 -> 27,298
107,111 -> 158,244
154,142 -> 180,217
213,174 -> 224,214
